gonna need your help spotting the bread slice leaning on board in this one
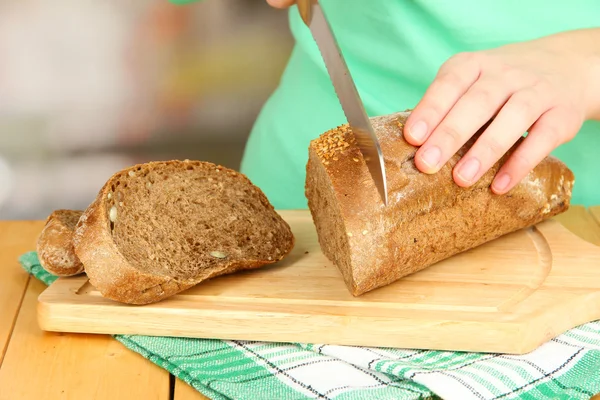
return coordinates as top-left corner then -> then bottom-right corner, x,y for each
66,160 -> 295,305
305,110 -> 574,296
37,209 -> 85,277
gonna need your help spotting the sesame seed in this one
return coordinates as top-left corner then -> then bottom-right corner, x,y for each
109,206 -> 117,222
313,123 -> 358,161
210,251 -> 227,259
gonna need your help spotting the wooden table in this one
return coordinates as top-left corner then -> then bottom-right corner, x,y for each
1,206 -> 599,400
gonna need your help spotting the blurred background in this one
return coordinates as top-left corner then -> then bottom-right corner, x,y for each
0,0 -> 293,219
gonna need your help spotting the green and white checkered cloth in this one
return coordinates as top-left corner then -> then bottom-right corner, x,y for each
20,251 -> 600,400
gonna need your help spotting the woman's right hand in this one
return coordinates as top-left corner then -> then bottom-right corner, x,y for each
266,0 -> 296,8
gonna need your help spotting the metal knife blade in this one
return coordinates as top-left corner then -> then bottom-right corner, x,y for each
298,0 -> 388,205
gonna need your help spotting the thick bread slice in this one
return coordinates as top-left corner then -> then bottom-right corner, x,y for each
73,160 -> 295,305
305,111 -> 574,296
37,209 -> 85,276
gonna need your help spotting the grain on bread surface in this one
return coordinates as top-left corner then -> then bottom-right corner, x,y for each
73,160 -> 295,305
306,110 -> 574,296
37,209 -> 85,276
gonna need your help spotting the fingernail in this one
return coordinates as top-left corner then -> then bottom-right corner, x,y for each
456,158 -> 480,183
420,146 -> 441,170
409,121 -> 428,142
493,173 -> 511,192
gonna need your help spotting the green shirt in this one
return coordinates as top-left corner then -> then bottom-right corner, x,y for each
175,0 -> 600,209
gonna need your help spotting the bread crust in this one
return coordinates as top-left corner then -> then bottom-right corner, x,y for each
73,160 -> 294,305
37,210 -> 85,276
306,111 -> 574,296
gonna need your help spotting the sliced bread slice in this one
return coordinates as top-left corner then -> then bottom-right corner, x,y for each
73,160 -> 295,305
37,209 -> 85,276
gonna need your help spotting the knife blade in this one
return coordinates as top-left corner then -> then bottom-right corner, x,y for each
297,0 -> 388,206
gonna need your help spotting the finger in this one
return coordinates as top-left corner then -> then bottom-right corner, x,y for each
414,77 -> 512,174
491,106 -> 579,194
266,0 -> 296,8
405,52 -> 481,146
452,87 -> 546,187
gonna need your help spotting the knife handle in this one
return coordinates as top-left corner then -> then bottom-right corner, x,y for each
297,0 -> 317,25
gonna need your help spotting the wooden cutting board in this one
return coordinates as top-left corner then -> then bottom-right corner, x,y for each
37,209 -> 600,354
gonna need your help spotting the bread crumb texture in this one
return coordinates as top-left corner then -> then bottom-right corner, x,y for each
105,161 -> 294,278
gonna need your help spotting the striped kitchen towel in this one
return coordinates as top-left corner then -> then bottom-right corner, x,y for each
20,251 -> 600,400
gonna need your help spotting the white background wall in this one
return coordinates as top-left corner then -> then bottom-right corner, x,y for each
0,0 -> 293,219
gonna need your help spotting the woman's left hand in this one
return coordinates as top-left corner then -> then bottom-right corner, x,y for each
404,29 -> 600,194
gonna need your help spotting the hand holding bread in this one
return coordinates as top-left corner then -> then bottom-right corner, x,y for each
405,29 -> 600,195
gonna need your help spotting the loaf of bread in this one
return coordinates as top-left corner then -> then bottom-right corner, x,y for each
73,160 -> 295,305
305,111 -> 574,296
37,210 -> 85,276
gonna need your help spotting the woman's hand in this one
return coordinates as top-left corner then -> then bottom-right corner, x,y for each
266,0 -> 296,8
405,29 -> 600,194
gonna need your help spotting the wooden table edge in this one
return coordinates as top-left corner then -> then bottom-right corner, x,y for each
0,275 -> 30,367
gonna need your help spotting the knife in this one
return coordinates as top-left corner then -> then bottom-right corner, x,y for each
297,0 -> 388,206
